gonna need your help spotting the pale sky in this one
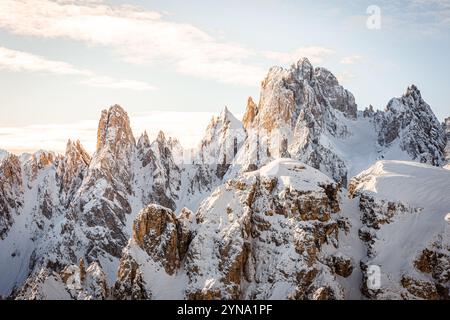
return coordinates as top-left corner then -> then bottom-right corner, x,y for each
0,0 -> 449,154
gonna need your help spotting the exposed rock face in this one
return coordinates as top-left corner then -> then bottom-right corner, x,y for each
114,254 -> 148,300
132,205 -> 180,275
444,117 -> 450,163
25,151 -> 57,182
176,207 -> 196,261
113,205 -> 195,300
0,153 -> 23,239
242,97 -> 258,130
413,240 -> 449,299
97,104 -> 136,153
374,86 -> 446,166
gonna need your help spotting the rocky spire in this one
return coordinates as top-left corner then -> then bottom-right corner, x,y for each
96,104 -> 136,153
137,131 -> 151,150
0,153 -> 23,239
57,140 -> 91,204
242,97 -> 258,130
65,140 -> 90,167
156,130 -> 166,144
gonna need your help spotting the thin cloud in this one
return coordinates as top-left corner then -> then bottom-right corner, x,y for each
0,0 -> 265,86
263,46 -> 334,65
0,46 -> 92,76
0,46 -> 156,91
340,55 -> 364,65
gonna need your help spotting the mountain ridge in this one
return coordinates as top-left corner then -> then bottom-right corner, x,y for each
1,58 -> 448,300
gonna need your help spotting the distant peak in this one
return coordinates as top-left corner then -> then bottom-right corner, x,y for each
156,130 -> 166,142
137,131 -> 151,149
296,57 -> 312,68
222,105 -> 229,114
405,84 -> 422,99
219,106 -> 234,120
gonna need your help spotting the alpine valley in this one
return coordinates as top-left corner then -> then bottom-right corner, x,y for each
1,58 -> 449,300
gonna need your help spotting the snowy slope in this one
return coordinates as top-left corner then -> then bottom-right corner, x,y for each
349,161 -> 450,299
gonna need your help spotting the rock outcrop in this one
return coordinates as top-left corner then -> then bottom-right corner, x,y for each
444,117 -> 450,163
0,153 -> 23,239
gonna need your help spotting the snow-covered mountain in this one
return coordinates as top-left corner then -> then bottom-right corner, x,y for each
235,59 -> 446,186
444,117 -> 450,164
0,58 -> 448,300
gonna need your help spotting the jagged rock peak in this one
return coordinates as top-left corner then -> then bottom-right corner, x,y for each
258,57 -> 357,133
376,84 -> 446,166
363,105 -> 375,117
137,131 -> 151,149
221,105 -> 230,117
292,57 -> 314,80
65,139 -> 90,166
96,104 -> 135,152
406,84 -> 421,97
221,106 -> 241,124
385,84 -> 428,114
242,97 -> 258,129
156,130 -> 167,143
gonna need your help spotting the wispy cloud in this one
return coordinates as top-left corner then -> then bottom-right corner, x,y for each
340,54 -> 364,65
0,46 -> 91,76
0,111 -> 218,154
0,46 -> 155,91
0,0 -> 265,86
263,46 -> 334,65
